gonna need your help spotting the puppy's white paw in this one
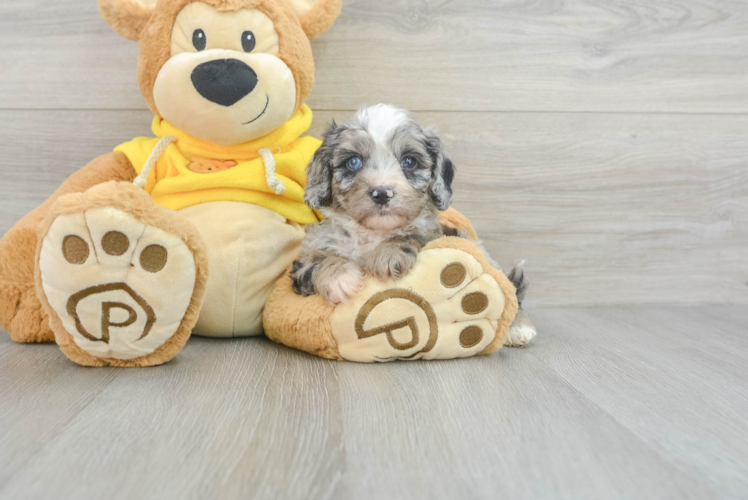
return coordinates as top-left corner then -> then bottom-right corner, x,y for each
318,265 -> 365,305
368,245 -> 418,280
504,310 -> 537,347
39,206 -> 198,361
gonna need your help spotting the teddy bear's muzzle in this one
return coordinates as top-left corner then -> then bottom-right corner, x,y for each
191,59 -> 259,107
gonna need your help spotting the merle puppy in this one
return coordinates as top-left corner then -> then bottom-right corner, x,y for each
291,105 -> 456,303
291,105 -> 536,346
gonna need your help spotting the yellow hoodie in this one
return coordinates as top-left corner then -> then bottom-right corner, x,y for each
114,105 -> 322,225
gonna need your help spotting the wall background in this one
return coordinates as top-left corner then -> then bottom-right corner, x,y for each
1,0 -> 746,306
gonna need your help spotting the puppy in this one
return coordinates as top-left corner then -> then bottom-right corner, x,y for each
292,105 -> 454,304
292,105 -> 537,346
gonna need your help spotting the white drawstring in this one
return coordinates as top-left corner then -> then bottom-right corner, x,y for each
259,148 -> 286,195
133,136 -> 176,189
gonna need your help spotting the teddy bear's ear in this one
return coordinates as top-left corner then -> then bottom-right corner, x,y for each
288,0 -> 342,40
98,0 -> 157,41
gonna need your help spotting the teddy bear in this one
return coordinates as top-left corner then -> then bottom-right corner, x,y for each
0,0 -> 520,366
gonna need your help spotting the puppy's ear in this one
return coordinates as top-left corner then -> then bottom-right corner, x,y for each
424,128 -> 455,211
288,0 -> 342,40
305,121 -> 340,209
98,0 -> 155,41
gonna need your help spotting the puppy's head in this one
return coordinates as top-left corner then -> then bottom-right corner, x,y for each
306,105 -> 455,231
98,0 -> 341,146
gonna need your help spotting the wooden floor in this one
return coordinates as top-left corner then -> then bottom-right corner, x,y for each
1,1 -> 748,498
0,306 -> 746,499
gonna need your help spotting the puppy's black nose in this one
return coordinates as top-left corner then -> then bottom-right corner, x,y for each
191,59 -> 258,107
371,187 -> 395,206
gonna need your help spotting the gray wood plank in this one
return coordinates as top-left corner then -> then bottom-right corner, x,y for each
0,334 -> 122,486
0,110 -> 154,235
528,306 -> 748,498
2,307 -> 746,499
332,347 -> 716,500
0,337 -> 348,500
1,0 -> 747,112
2,109 -> 746,306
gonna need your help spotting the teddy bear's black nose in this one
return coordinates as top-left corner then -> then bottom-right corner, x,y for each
191,59 -> 258,107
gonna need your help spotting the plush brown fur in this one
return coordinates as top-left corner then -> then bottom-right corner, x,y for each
0,153 -> 136,343
438,207 -> 479,240
299,0 -> 341,40
263,275 -> 343,360
264,213 -> 518,360
98,0 -> 155,41
34,181 -> 209,367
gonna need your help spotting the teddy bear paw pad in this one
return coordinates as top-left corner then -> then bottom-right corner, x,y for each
330,247 -> 507,362
39,206 -> 197,361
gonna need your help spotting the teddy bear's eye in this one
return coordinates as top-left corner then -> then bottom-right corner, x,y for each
192,29 -> 207,51
241,31 -> 256,53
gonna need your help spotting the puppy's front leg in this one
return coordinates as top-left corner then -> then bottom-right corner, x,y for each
291,259 -> 319,297
366,240 -> 420,281
293,255 -> 365,304
296,255 -> 364,305
313,256 -> 365,305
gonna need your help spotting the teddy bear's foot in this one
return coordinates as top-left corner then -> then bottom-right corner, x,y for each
328,238 -> 518,363
36,182 -> 208,367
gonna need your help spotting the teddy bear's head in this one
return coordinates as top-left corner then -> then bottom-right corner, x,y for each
98,0 -> 341,145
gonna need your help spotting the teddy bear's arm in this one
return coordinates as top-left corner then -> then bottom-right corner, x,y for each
0,152 -> 136,343
438,208 -> 479,240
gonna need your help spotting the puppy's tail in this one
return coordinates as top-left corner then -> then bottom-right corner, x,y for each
507,260 -> 528,308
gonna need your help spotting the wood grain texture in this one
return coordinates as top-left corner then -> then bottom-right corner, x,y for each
0,110 -> 152,235
0,337 -> 123,487
2,110 -> 746,306
1,2 -> 746,499
530,307 -> 748,499
0,306 -> 746,499
0,0 -> 747,112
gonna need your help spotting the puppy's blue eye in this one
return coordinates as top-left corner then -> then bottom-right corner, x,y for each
347,157 -> 363,170
401,156 -> 417,169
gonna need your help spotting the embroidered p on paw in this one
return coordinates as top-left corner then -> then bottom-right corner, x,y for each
39,201 -> 198,361
330,248 -> 507,362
